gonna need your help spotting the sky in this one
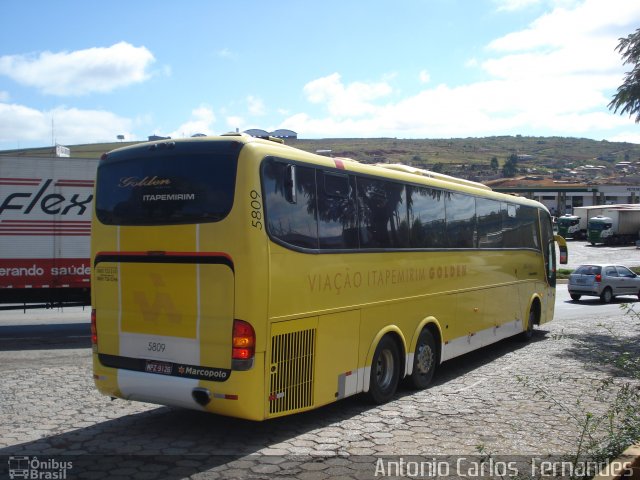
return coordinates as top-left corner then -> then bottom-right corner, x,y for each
1,0 -> 639,150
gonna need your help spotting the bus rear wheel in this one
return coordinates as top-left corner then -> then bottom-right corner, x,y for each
367,335 -> 400,404
407,329 -> 437,390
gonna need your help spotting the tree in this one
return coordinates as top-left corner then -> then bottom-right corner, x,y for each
609,28 -> 640,122
502,154 -> 518,177
490,156 -> 499,171
432,162 -> 444,173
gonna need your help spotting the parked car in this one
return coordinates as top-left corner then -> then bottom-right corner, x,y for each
568,264 -> 640,303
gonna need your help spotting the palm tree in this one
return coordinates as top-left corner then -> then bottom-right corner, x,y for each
609,28 -> 640,122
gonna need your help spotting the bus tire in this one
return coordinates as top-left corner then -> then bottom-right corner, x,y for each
407,329 -> 437,390
367,335 -> 400,404
517,308 -> 536,342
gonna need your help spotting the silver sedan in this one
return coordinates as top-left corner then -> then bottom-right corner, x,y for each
568,264 -> 640,303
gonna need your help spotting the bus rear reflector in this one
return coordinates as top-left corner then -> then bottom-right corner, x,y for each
232,319 -> 255,362
91,309 -> 98,345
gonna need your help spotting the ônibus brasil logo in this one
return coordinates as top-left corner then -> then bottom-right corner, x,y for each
8,456 -> 72,479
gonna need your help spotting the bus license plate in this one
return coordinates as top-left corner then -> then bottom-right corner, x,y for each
145,360 -> 173,375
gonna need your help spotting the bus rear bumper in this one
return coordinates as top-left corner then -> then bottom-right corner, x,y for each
93,353 -> 266,420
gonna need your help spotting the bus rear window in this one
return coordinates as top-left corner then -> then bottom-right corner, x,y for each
96,150 -> 238,225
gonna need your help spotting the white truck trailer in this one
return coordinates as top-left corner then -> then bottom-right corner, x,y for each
558,204 -> 639,239
587,207 -> 640,245
0,155 -> 97,305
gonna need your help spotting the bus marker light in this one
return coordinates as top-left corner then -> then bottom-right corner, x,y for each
211,394 -> 239,400
91,308 -> 97,345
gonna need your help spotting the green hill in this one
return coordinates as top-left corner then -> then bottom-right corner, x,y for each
2,136 -> 639,174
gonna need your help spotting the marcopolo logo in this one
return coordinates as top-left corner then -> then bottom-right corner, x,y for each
177,364 -> 229,381
8,456 -> 72,479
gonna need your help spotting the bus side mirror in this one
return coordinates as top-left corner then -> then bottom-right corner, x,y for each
284,164 -> 297,204
558,245 -> 568,264
554,234 -> 568,265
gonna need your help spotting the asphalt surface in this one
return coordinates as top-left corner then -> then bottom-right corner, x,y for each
561,239 -> 640,270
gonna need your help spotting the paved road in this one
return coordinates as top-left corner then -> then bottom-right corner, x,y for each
0,288 -> 638,479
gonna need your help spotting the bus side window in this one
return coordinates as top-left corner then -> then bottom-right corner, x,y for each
262,159 -> 319,249
357,178 -> 408,249
317,171 -> 358,249
408,186 -> 447,248
445,192 -> 476,248
284,164 -> 297,204
502,203 -> 538,249
476,198 -> 503,248
323,172 -> 349,198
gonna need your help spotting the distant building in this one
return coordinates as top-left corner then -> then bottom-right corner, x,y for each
148,135 -> 171,141
244,129 -> 270,138
270,129 -> 297,139
244,129 -> 298,139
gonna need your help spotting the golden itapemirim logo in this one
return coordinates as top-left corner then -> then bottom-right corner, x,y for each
308,264 -> 468,295
118,176 -> 171,188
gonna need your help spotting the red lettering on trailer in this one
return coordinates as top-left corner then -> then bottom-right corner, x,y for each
0,258 -> 91,289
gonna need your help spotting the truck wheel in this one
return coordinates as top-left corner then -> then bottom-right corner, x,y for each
407,329 -> 437,390
600,287 -> 613,303
367,335 -> 401,404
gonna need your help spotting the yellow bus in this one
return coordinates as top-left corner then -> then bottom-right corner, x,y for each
91,134 -> 567,420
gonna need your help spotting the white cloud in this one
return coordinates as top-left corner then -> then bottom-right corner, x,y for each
494,0 -> 580,12
247,95 -> 265,116
0,91 -> 8,102
495,0 -> 542,12
0,42 -> 155,96
0,102 -> 134,145
489,0 -> 640,54
303,73 -> 392,117
168,106 -> 216,138
609,131 -> 640,144
281,0 -> 640,140
419,70 -> 431,84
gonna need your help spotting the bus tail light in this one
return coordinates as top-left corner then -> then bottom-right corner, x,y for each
595,274 -> 602,283
91,308 -> 98,345
232,320 -> 255,371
